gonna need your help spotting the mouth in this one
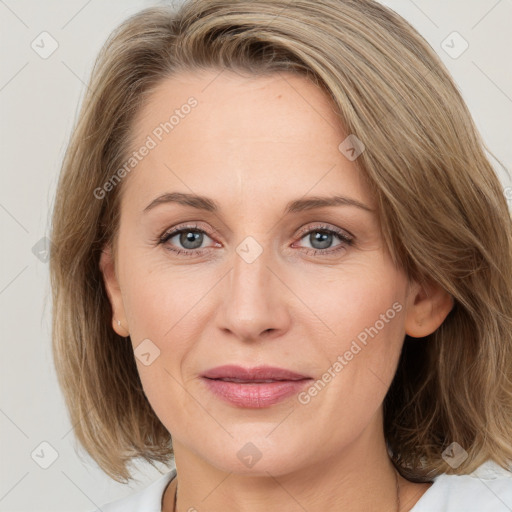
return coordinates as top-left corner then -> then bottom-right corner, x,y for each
201,365 -> 313,408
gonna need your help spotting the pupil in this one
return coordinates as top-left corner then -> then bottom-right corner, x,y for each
312,231 -> 331,249
181,231 -> 203,249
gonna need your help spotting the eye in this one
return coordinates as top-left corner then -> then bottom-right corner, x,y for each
293,224 -> 354,255
157,223 -> 217,257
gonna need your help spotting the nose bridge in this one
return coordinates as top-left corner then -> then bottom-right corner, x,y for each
230,236 -> 272,310
217,235 -> 289,340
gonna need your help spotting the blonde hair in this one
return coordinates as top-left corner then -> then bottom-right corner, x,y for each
50,0 -> 512,483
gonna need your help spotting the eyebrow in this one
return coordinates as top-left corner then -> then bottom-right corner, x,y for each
143,192 -> 374,215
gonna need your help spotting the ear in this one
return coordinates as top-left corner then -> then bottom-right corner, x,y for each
404,278 -> 454,338
99,244 -> 130,337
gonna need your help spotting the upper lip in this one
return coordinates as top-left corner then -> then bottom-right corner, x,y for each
201,365 -> 311,381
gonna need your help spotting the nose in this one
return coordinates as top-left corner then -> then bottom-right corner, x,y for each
216,243 -> 291,342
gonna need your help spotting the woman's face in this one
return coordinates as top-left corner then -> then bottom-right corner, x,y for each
101,69 -> 428,476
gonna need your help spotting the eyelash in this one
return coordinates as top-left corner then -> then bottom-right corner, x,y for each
156,222 -> 354,258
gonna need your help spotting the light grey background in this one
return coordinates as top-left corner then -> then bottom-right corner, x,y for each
0,1 -> 511,511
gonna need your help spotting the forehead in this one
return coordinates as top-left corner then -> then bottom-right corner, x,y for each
131,69 -> 344,145
121,69 -> 371,214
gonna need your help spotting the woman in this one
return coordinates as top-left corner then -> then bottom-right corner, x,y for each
50,0 -> 512,511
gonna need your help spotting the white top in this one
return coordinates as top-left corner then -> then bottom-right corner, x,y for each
92,460 -> 512,512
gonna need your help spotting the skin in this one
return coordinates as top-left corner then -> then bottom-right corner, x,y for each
100,69 -> 454,511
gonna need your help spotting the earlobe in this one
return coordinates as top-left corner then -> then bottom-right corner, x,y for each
404,278 -> 454,338
99,245 -> 129,337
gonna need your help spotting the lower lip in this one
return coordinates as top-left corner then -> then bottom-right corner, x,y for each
202,378 -> 311,408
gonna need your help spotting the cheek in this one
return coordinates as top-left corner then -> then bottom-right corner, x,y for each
120,251 -> 206,342
120,265 -> 198,430
300,264 -> 406,346
118,256 -> 213,402
299,266 -> 406,405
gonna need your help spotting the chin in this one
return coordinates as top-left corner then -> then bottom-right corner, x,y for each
201,436 -> 310,477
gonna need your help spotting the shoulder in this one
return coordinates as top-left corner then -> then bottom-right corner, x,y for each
411,460 -> 512,512
90,468 -> 177,512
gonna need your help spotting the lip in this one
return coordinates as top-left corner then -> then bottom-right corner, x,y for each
201,365 -> 312,408
201,365 -> 311,381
